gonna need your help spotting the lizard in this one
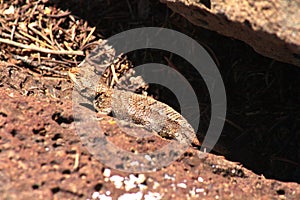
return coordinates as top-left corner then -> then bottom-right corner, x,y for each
70,40 -> 228,160
86,41 -> 201,148
93,74 -> 201,147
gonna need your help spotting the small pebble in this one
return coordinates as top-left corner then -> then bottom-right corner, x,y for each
103,168 -> 111,177
98,194 -> 112,200
196,188 -> 205,193
118,192 -> 143,200
92,192 -> 100,199
145,155 -> 152,161
198,177 -> 204,183
137,174 -> 146,184
177,183 -> 187,189
91,192 -> 112,200
124,175 -> 136,191
110,175 -> 124,189
144,191 -> 162,200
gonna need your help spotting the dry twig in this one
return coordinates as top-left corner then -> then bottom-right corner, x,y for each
0,37 -> 84,56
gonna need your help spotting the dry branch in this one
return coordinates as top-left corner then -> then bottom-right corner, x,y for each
0,37 -> 84,56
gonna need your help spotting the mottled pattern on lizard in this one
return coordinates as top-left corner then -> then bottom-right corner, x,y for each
94,81 -> 201,146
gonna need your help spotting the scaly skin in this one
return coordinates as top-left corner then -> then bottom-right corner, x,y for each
94,80 -> 201,147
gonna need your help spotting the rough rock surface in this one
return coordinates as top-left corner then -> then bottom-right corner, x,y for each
1,0 -> 300,199
161,0 -> 300,67
0,50 -> 300,200
1,85 -> 300,199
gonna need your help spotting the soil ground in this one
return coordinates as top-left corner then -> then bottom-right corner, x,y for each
1,0 -> 300,199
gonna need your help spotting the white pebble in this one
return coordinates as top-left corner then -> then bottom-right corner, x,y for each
177,183 -> 187,188
196,188 -> 205,193
110,175 -> 124,182
144,191 -> 162,200
118,192 -> 143,200
124,175 -> 136,191
110,175 -> 124,189
137,174 -> 146,184
103,168 -> 111,177
92,192 -> 100,199
197,177 -> 204,182
97,194 -> 112,200
129,174 -> 138,181
145,154 -> 152,161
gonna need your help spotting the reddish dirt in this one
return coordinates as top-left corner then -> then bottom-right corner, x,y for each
1,0 -> 300,199
0,59 -> 299,200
